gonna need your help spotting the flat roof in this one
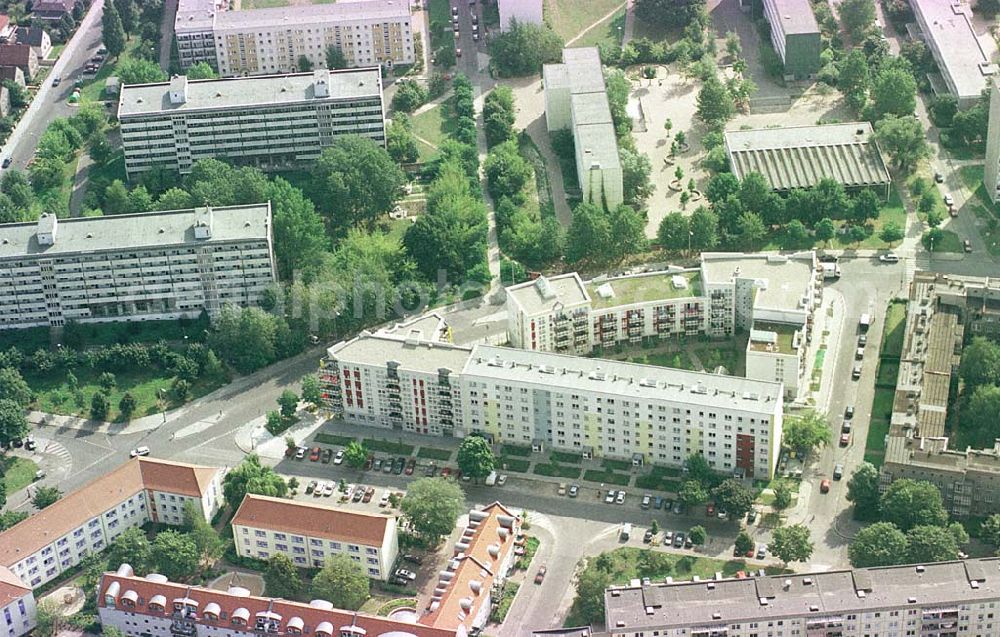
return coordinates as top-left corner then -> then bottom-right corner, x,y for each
606,559 -> 1000,630
725,123 -> 890,191
174,0 -> 220,32
911,0 -> 998,100
0,205 -> 270,260
586,271 -> 702,309
570,92 -> 612,126
702,253 -> 816,313
465,345 -> 783,412
328,333 -> 472,374
214,0 -> 411,30
543,47 -> 605,94
766,0 -> 819,35
575,122 -> 621,171
749,321 -> 800,354
506,273 -> 590,316
118,69 -> 381,117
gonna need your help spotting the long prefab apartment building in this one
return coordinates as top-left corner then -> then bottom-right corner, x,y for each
118,69 -> 385,178
0,205 -> 276,329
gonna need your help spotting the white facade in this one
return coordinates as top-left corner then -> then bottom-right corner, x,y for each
985,79 -> 1000,204
118,71 -> 385,178
0,206 -> 275,330
498,0 -> 543,31
0,567 -> 35,637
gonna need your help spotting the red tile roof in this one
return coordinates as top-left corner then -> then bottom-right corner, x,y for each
231,494 -> 392,547
99,569 -> 459,637
0,566 -> 29,607
0,457 -> 221,568
0,44 -> 33,67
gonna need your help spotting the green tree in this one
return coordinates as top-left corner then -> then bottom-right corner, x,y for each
300,374 -> 322,408
489,19 -> 564,77
391,80 -> 428,113
34,600 -> 65,637
386,117 -> 419,164
620,147 -> 654,206
852,189 -> 881,223
879,222 -> 904,246
981,514 -> 1000,549
849,522 -> 908,567
101,0 -> 126,59
3,80 -> 26,110
105,527 -> 152,572
313,136 -> 406,230
839,0 -> 876,39
104,180 -> 130,215
684,453 -> 714,485
880,479 -> 948,531
264,554 -> 303,600
156,187 -> 194,211
222,454 -> 288,507
400,477 -> 464,537
875,115 -> 929,172
689,206 -> 720,249
962,384 -> 1000,445
0,367 -> 31,406
568,563 -> 611,625
90,391 -> 110,421
735,531 -> 754,556
117,57 -> 168,85
0,511 -> 28,531
267,177 -> 329,280
657,212 -> 690,252
565,202 -> 611,263
608,204 -> 647,261
457,435 -> 497,481
679,480 -> 708,507
311,554 -> 370,610
696,74 -> 735,129
772,482 -> 793,510
277,390 -> 298,418
959,337 -> 1000,388
871,66 -> 917,119
343,441 -> 368,468
846,461 -> 882,520
33,486 -> 62,509
687,525 -> 707,546
485,139 -> 532,200
706,172 -> 740,204
98,371 -> 117,393
634,0 -> 706,30
118,392 -> 137,421
815,217 -> 836,245
781,410 -> 831,457
186,62 -> 217,80
0,398 -> 28,448
838,49 -> 870,111
297,55 -> 314,72
906,525 -> 960,563
736,211 -> 766,250
712,479 -> 755,520
151,530 -> 200,581
483,86 -> 516,148
182,501 -> 224,565
770,524 -> 813,564
326,46 -> 347,69
208,305 -> 284,373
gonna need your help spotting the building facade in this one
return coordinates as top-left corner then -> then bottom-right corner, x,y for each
881,272 -> 1000,516
118,70 -> 385,178
604,558 -> 1000,637
231,494 -> 399,580
0,457 -> 224,590
543,48 -> 622,209
97,565 -> 461,637
760,0 -> 821,80
497,0 -> 543,31
504,253 -> 821,398
174,0 -> 414,74
0,205 -> 276,330
321,333 -> 785,479
0,566 -> 34,637
984,79 -> 1000,204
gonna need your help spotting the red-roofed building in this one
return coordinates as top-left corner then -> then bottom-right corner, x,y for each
0,565 -> 34,637
0,43 -> 36,82
97,565 -> 463,637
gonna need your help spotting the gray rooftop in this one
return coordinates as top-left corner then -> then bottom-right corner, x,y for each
118,69 -> 381,117
911,0 -> 998,101
570,92 -> 612,126
328,333 -> 472,375
543,46 -> 607,95
701,252 -> 816,313
767,0 -> 820,35
214,0 -> 411,30
375,312 -> 449,342
464,345 -> 783,412
507,274 -> 590,316
0,205 -> 271,260
576,122 -> 621,172
606,558 -> 1000,630
725,123 -> 891,191
175,0 -> 221,32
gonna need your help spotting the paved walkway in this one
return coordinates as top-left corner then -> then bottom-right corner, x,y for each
67,151 -> 92,216
523,116 -> 573,227
159,0 -> 177,72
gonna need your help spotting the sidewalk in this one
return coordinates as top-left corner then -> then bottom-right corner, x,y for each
28,409 -> 161,436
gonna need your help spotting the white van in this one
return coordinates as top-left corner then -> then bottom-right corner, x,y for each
620,523 -> 632,541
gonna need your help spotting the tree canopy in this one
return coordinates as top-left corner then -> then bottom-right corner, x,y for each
401,477 -> 465,537
712,479 -> 755,520
264,554 -> 303,600
849,522 -> 908,567
781,410 -> 831,457
769,524 -> 813,564
846,461 -> 881,520
489,19 -> 563,77
456,435 -> 497,480
313,136 -> 406,231
311,555 -> 370,610
879,479 -> 948,531
222,454 -> 288,507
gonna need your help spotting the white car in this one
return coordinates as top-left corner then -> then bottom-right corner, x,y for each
604,490 -> 616,504
129,446 -> 150,458
333,450 -> 345,465
496,474 -> 507,486
395,568 -> 417,581
879,252 -> 900,263
379,492 -> 391,507
944,193 -> 954,207
616,490 -> 626,505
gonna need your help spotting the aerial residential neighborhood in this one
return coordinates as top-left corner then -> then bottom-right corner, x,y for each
1,0 -> 1000,637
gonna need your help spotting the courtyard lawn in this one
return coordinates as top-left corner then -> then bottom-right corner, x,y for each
958,165 -> 1000,257
410,99 -> 457,160
416,446 -> 453,461
572,7 -> 626,49
830,186 -> 906,250
544,0 -> 625,42
924,229 -> 964,253
2,457 -> 38,496
880,300 -> 906,359
314,433 -> 356,447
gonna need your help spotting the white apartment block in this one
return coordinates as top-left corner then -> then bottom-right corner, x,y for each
505,253 -> 820,398
604,558 -> 1000,637
321,334 -> 784,479
985,79 -> 1000,204
543,48 -> 623,210
498,0 -> 543,31
0,567 -> 34,637
118,71 -> 385,178
0,205 -> 276,330
98,565 -> 460,637
0,457 -> 224,590
174,0 -> 414,74
231,494 -> 399,580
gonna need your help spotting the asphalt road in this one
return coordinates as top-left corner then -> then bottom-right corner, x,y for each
4,0 -> 107,171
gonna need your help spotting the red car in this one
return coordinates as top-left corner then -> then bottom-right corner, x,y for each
534,566 -> 547,584
404,458 -> 416,475
362,487 -> 375,503
840,432 -> 851,447
820,479 -> 831,493
309,447 -> 321,462
706,503 -> 716,517
441,467 -> 452,478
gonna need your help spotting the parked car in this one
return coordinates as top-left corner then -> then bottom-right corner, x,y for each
643,529 -> 654,543
379,492 -> 391,507
820,478 -> 831,493
441,467 -> 452,478
393,457 -> 405,474
662,531 -> 673,545
404,458 -> 416,475
746,508 -> 758,524
858,334 -> 867,347
673,533 -> 685,548
130,446 -> 150,458
684,535 -> 693,548
852,364 -> 862,380
23,436 -> 35,451
1,157 -> 11,169
395,568 -> 417,581
604,490 -> 616,504
944,193 -> 954,207
362,486 -> 375,503
833,464 -> 844,480
373,458 -> 383,471
964,239 -> 973,253
845,406 -> 854,419
673,502 -> 683,515
855,347 -> 865,360
333,449 -> 344,464
879,252 -> 900,263
756,544 -> 767,559
842,420 -> 852,434
309,447 -> 321,462
364,454 -> 374,470
557,483 -> 567,496
497,474 -> 508,486
295,446 -> 307,460
641,494 -> 652,509
321,448 -> 333,464
51,76 -> 61,86
840,432 -> 851,447
424,462 -> 437,476
934,171 -> 944,183
383,457 -> 395,473
455,47 -> 461,57
615,490 -> 626,505
352,487 -> 365,502
706,503 -> 716,517
534,566 -> 547,584
306,480 -> 317,494
402,554 -> 424,565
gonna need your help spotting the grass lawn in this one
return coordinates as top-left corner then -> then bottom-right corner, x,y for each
49,44 -> 66,59
602,458 -> 632,472
830,186 -> 906,250
410,100 -> 455,155
533,463 -> 581,479
35,153 -> 79,218
363,439 -> 414,456
870,385 -> 895,422
550,451 -> 582,464
924,229 -> 964,253
631,16 -> 682,41
502,444 -> 532,457
416,447 -> 453,461
29,367 -> 227,422
490,583 -> 519,622
628,350 -> 696,371
544,0 -> 625,42
428,0 -> 451,26
314,433 -> 357,447
573,7 -> 626,49
881,300 -> 906,359
958,164 -> 1000,257
2,457 -> 38,496
499,457 -> 531,473
865,418 -> 890,467
582,469 -> 630,486
634,474 -> 680,492
876,360 -> 899,387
